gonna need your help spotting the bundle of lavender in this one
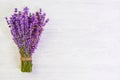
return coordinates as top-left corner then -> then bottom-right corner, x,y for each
6,7 -> 49,72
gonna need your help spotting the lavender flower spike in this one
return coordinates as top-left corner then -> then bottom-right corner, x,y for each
6,7 -> 49,72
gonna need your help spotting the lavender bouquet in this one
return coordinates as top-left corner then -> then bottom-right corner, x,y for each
6,7 -> 49,72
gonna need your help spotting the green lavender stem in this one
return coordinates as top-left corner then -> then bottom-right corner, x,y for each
20,48 -> 32,72
21,60 -> 32,72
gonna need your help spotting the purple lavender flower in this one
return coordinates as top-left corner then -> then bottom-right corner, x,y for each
6,7 -> 49,55
6,7 -> 49,72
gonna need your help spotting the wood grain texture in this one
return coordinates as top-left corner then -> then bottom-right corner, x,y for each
0,0 -> 120,80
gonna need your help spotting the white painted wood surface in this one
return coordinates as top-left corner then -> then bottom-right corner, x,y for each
0,0 -> 120,80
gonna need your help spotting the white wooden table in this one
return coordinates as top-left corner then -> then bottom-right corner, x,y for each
0,0 -> 120,80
